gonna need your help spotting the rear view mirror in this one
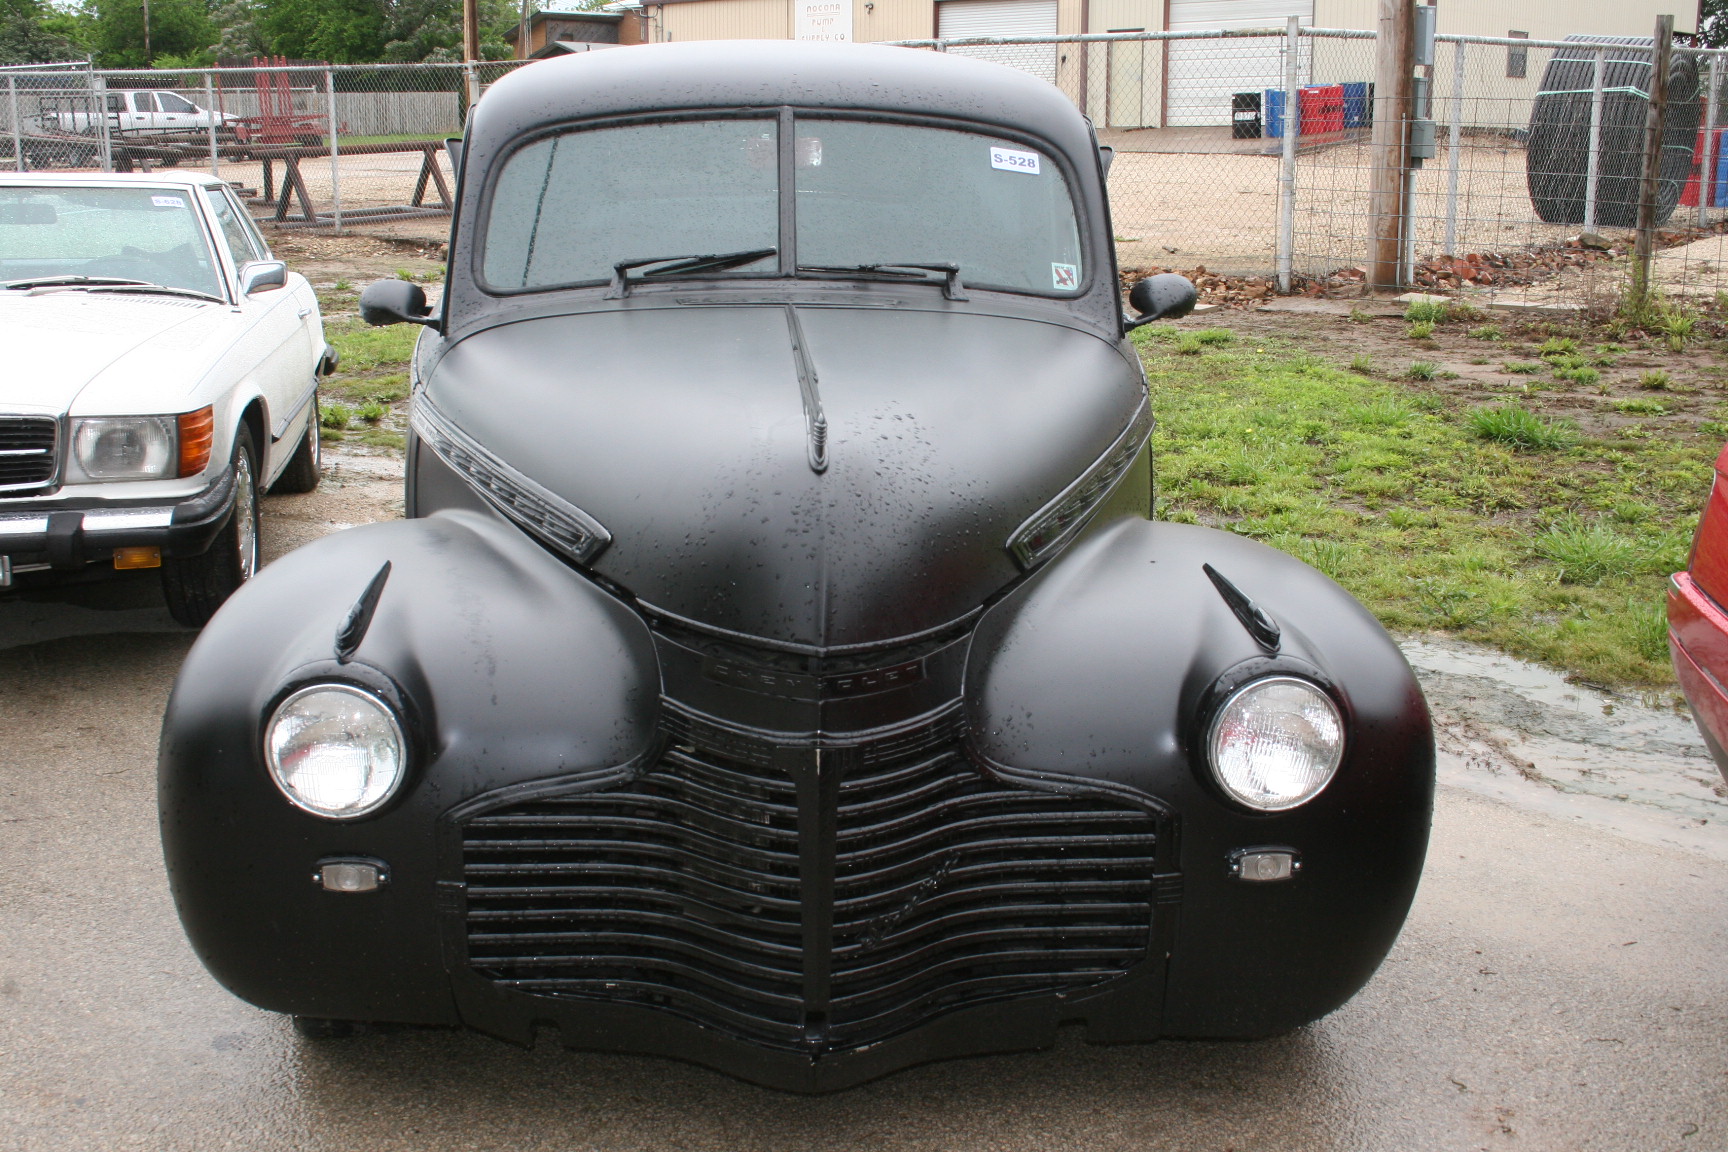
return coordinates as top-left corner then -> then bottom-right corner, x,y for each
360,278 -> 435,326
1124,273 -> 1198,330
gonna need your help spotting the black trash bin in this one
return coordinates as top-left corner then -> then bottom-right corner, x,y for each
1232,91 -> 1262,139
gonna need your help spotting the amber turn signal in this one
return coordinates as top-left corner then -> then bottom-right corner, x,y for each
177,406 -> 215,478
112,546 -> 161,570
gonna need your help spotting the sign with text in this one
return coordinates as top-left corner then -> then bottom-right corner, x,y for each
795,0 -> 851,41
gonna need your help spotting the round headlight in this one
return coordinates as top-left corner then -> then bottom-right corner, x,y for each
1206,676 -> 1344,811
265,684 -> 405,819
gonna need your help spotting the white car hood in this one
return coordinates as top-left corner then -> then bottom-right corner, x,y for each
1,292 -> 231,415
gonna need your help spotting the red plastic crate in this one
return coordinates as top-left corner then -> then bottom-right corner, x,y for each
1298,84 -> 1345,136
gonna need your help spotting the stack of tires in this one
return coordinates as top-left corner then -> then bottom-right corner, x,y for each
1526,35 -> 1700,228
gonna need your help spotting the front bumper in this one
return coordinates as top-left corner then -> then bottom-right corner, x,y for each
0,465 -> 236,585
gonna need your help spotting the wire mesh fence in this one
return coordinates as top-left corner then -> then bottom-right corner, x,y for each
7,32 -> 1728,313
0,59 -> 528,235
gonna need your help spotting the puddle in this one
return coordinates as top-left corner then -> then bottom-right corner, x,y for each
1402,635 -> 1728,860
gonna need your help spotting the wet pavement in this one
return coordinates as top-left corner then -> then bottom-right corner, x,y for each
2,461 -> 1726,1151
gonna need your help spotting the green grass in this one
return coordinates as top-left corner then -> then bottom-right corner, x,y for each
320,403 -> 353,430
1467,404 -> 1575,450
1404,299 -> 1449,324
1405,361 -> 1438,381
1502,360 -> 1541,374
1408,320 -> 1435,340
1639,369 -> 1673,390
1469,325 -> 1502,341
1141,334 -> 1713,684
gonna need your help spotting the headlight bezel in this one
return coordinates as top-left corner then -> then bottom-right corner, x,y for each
1200,665 -> 1348,814
263,678 -> 412,821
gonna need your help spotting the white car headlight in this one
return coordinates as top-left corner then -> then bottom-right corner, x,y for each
73,416 -> 176,479
1206,676 -> 1344,811
265,684 -> 406,819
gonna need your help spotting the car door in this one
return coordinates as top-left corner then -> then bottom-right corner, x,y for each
203,186 -> 316,474
154,92 -> 199,133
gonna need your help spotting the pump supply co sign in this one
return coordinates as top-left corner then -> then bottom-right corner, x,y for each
795,0 -> 851,41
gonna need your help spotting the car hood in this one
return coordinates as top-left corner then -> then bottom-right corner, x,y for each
425,304 -> 1146,649
0,292 -> 228,414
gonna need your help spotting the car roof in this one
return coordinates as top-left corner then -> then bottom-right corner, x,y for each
0,170 -> 226,190
467,40 -> 1097,164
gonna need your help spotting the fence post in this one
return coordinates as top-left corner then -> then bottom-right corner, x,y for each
1631,14 -> 1675,312
93,71 -> 112,172
325,69 -> 341,234
1276,16 -> 1300,293
203,71 -> 218,178
1369,0 -> 1416,291
1585,46 -> 1605,231
7,77 -> 21,173
1442,38 -> 1464,257
1701,53 -> 1721,227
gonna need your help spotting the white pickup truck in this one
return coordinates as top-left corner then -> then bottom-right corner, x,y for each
40,90 -> 239,137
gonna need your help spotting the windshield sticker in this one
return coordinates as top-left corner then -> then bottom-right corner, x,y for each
990,146 -> 1041,175
1052,263 -> 1078,290
151,195 -> 186,208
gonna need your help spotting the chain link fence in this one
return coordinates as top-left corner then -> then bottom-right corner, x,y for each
900,27 -> 1728,310
7,34 -> 1728,310
0,59 -> 528,237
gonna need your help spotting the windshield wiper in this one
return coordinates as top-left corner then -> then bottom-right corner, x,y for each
81,283 -> 224,304
795,262 -> 967,301
605,247 -> 778,299
1,275 -> 154,290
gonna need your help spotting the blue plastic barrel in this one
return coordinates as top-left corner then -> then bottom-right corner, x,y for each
1342,81 -> 1371,128
1264,88 -> 1287,138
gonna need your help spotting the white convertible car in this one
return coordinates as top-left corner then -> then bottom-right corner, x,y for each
0,171 -> 334,625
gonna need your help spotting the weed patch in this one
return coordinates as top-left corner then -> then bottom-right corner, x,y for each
1140,332 -> 1714,684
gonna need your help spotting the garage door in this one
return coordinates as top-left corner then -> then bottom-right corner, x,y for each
1167,0 -> 1311,127
938,0 -> 1059,84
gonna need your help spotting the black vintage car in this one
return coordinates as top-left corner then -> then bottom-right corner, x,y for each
159,40 -> 1435,1091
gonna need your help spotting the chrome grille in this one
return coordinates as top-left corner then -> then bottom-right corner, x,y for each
459,717 -> 1159,1052
0,417 -> 58,495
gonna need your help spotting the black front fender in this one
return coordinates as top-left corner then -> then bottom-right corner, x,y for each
159,510 -> 658,1021
966,519 -> 1435,1037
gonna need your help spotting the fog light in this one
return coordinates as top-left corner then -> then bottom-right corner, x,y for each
113,546 -> 161,570
314,858 -> 388,892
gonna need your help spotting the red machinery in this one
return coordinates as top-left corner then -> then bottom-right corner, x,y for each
227,57 -> 326,147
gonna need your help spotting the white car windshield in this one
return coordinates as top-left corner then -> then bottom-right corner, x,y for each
482,115 -> 1085,298
0,185 -> 223,299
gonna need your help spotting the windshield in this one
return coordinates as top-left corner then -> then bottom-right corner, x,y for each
0,185 -> 223,299
481,116 -> 1084,298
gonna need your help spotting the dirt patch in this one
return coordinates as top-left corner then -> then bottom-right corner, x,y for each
265,228 -> 447,287
1176,303 -> 1728,444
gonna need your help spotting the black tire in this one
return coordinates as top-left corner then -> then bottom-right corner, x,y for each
161,428 -> 261,628
270,402 -> 322,495
291,1016 -> 362,1040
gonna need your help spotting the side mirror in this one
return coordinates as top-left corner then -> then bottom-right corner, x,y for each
360,278 -> 434,326
1098,144 -> 1114,175
239,260 -> 287,295
1125,273 -> 1199,330
444,136 -> 463,170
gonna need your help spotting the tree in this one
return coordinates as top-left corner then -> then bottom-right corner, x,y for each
87,0 -> 215,66
1702,0 -> 1728,48
257,0 -> 385,63
0,0 -> 81,65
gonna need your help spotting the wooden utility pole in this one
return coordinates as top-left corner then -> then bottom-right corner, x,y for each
1631,14 -> 1676,312
463,0 -> 481,66
1368,0 -> 1416,291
